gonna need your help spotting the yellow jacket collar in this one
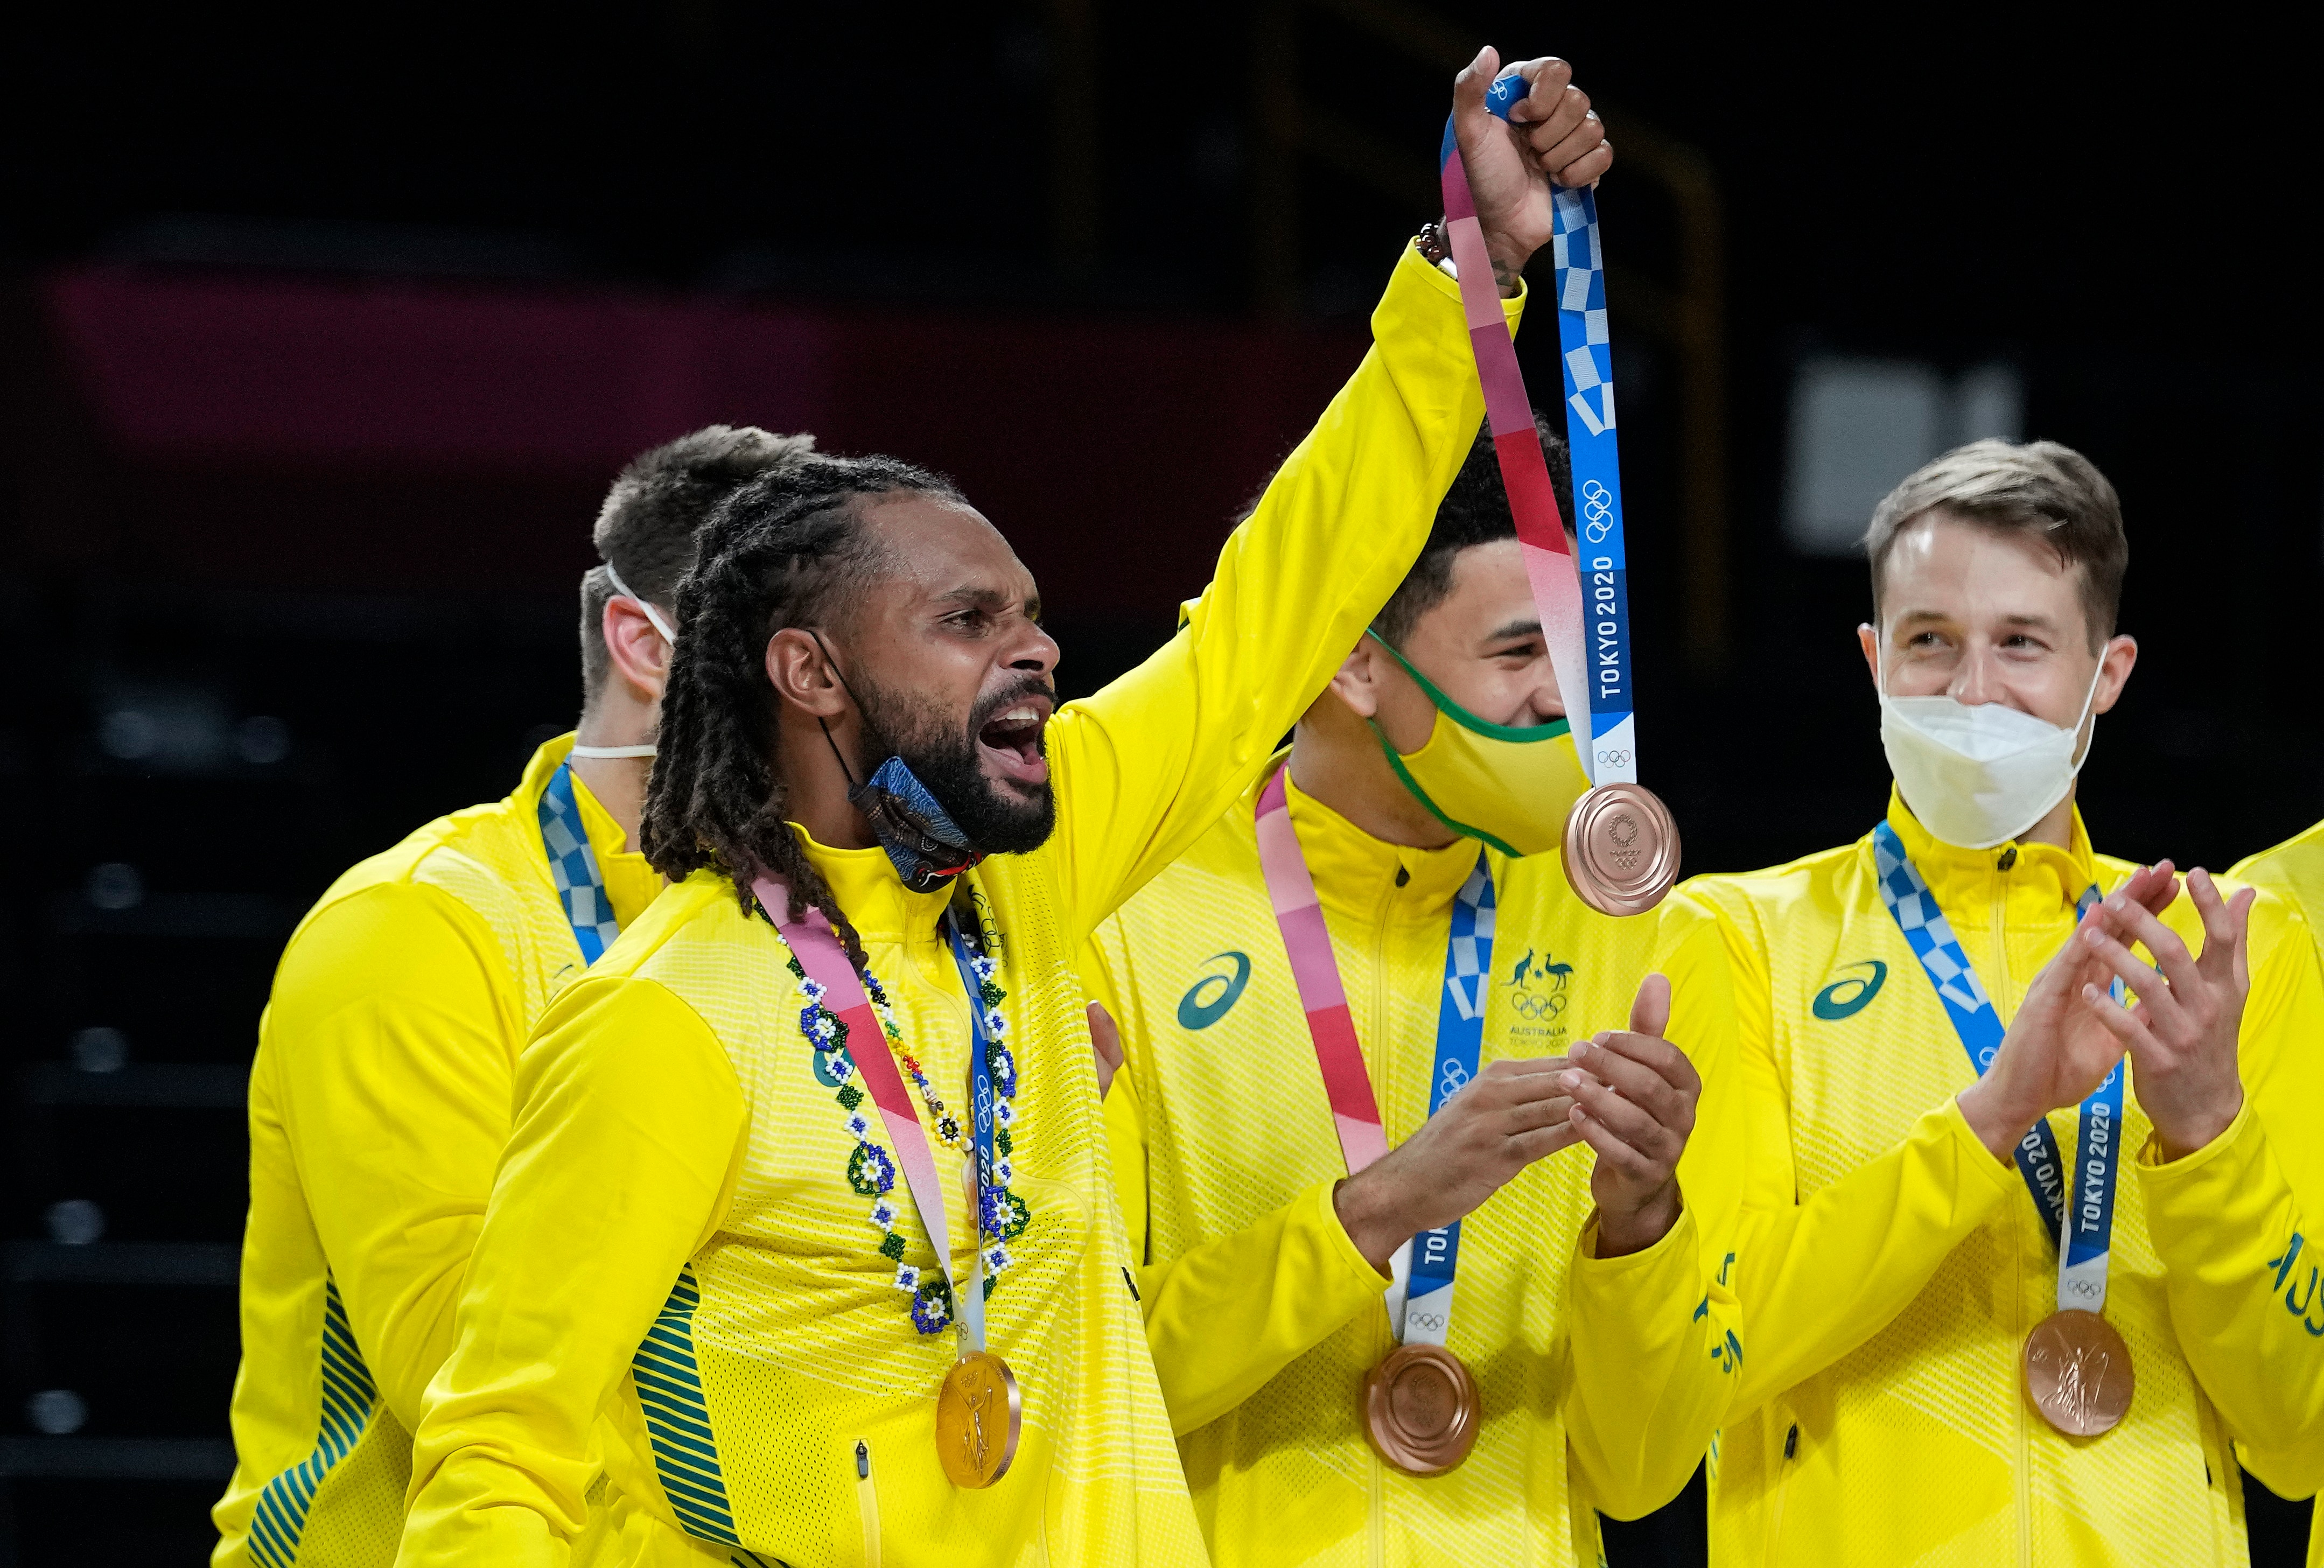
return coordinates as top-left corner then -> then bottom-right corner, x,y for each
1882,784 -> 2103,918
794,823 -> 957,942
1277,761 -> 1482,924
519,733 -> 660,928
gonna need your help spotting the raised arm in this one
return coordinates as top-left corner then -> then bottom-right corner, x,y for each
1047,52 -> 1610,935
397,976 -> 747,1566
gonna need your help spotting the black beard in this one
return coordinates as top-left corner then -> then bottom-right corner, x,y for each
853,674 -> 1056,856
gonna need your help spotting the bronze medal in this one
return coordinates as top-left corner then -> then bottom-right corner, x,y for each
935,1349 -> 1021,1487
1560,781 -> 1681,918
2023,1309 -> 2134,1437
1361,1342 -> 1481,1476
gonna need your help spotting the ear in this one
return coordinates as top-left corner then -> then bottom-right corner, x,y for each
767,627 -> 851,719
603,599 -> 673,703
2091,633 -> 2138,716
1857,622 -> 1881,692
1325,640 -> 1385,719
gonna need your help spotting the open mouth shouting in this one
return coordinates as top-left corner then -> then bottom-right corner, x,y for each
976,691 -> 1054,788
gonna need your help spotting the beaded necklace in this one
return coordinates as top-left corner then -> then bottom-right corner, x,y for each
792,913 -> 1030,1335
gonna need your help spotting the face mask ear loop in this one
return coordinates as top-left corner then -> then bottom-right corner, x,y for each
2066,652 -> 2108,778
602,560 -> 677,646
807,629 -> 869,792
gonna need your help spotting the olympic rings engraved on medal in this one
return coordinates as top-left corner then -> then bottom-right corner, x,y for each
1580,479 -> 1615,543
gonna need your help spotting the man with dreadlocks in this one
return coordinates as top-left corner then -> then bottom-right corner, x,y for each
215,426 -> 813,1566
396,49 -> 1611,1568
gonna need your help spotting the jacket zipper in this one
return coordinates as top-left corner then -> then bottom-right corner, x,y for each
1760,1412 -> 1798,1568
856,1438 -> 883,1568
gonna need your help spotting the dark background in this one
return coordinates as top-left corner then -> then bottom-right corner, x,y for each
2,4 -> 2316,1562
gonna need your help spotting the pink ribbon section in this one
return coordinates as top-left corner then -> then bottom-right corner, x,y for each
754,877 -> 956,1287
1254,773 -> 1390,1173
1438,141 -> 1595,775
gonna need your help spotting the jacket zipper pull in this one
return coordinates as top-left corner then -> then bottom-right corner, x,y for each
855,1439 -> 881,1568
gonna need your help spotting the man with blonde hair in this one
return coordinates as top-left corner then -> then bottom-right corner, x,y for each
1692,439 -> 2324,1564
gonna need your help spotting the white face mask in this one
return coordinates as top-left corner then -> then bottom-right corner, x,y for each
1877,642 -> 2104,850
571,561 -> 675,761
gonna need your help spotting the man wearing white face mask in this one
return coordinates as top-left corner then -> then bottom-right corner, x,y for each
1688,438 -> 2324,1566
213,425 -> 813,1566
1081,417 -> 1747,1566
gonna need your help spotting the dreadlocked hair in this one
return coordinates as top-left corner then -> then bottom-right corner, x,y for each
641,453 -> 964,970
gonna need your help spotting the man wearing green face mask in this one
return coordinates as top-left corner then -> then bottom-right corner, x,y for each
1081,418 -> 1746,1565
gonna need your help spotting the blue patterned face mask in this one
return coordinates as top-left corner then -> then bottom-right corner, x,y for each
849,755 -> 985,892
810,633 -> 986,893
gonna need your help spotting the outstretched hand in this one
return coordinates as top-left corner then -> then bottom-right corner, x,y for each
1957,861 -> 2181,1161
1450,49 -> 1612,292
2076,867 -> 2251,1160
1559,972 -> 1699,1258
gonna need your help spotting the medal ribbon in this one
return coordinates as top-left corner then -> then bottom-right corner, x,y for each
1256,770 -> 1495,1346
942,916 -> 1006,1353
1438,76 -> 1638,788
755,877 -> 988,1353
1868,823 -> 2124,1311
538,760 -> 623,962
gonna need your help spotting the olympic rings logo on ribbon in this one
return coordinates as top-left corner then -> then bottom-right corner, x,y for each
1406,1309 -> 1449,1334
1439,1058 -> 1472,1102
1580,479 -> 1615,543
1596,748 -> 1632,769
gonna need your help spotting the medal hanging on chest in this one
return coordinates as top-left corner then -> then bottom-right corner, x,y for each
758,877 -> 1026,1487
1255,771 -> 1490,1474
1436,78 -> 1679,915
1870,824 -> 2136,1436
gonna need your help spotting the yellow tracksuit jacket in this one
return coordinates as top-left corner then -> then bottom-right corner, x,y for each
1689,790 -> 2324,1567
214,735 -> 659,1566
393,243 -> 1521,1568
1082,765 -> 1745,1566
2227,824 -> 2324,1568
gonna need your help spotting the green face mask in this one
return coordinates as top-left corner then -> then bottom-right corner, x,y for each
1366,629 -> 1590,858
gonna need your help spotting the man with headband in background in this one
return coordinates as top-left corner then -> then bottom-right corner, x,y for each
391,50 -> 1609,1568
212,426 -> 811,1566
1081,410 -> 1742,1566
1689,439 -> 2324,1564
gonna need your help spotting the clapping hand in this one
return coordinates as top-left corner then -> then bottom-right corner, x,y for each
2076,867 -> 2251,1160
1958,862 -> 2182,1161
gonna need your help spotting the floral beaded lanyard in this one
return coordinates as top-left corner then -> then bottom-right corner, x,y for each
754,878 -> 1030,1341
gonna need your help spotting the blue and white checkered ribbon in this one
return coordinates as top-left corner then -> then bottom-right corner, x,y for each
1397,854 -> 1496,1349
1871,822 -> 2123,1310
1550,184 -> 1637,788
538,760 -> 622,963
